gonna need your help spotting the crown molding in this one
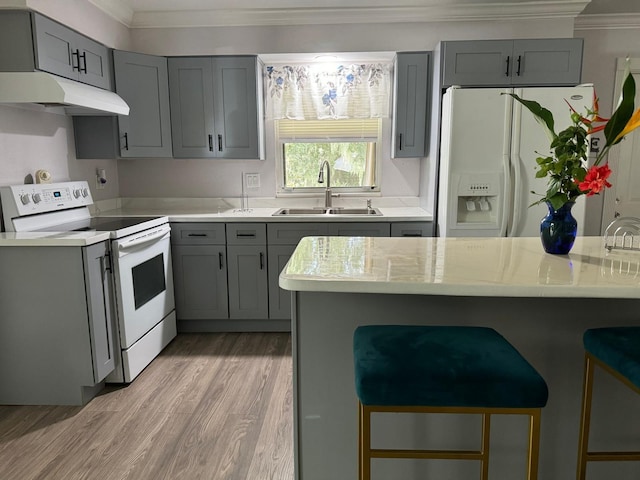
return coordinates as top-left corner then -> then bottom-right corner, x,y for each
87,0 -> 134,26
82,1 -> 590,29
574,13 -> 640,30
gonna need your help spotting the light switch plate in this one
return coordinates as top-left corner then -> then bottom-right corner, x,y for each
245,173 -> 260,189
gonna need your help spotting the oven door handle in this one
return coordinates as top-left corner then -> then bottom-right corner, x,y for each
116,225 -> 171,254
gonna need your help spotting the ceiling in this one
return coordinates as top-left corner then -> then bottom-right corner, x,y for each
87,0 -> 640,28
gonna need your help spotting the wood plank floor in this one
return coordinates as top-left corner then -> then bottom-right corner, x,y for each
0,333 -> 294,480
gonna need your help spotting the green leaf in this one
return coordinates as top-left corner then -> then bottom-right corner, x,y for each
604,73 -> 636,146
548,193 -> 569,210
505,93 -> 557,141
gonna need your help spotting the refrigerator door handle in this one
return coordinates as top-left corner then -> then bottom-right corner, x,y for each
508,92 -> 524,237
499,89 -> 513,237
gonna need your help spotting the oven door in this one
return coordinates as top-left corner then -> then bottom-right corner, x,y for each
112,223 -> 175,349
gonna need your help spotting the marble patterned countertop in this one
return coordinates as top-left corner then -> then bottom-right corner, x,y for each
279,236 -> 640,298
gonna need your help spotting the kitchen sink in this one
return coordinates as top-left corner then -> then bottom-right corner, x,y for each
273,207 -> 382,216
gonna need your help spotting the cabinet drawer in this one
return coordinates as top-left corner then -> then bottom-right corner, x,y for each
267,223 -> 330,245
226,223 -> 267,245
391,222 -> 434,237
171,223 -> 226,245
328,223 -> 390,237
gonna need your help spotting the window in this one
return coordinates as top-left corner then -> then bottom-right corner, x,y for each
276,118 -> 381,193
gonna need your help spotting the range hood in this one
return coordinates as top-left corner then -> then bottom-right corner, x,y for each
0,72 -> 129,116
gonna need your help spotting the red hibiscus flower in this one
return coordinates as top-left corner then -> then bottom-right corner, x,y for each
578,164 -> 613,196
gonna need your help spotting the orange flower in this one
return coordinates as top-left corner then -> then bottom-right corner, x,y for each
577,164 -> 612,196
613,107 -> 640,143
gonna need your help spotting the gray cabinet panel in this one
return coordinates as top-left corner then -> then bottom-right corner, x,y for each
267,222 -> 330,245
82,242 -> 116,383
392,52 -> 430,158
0,11 -> 36,71
169,57 -> 215,158
227,245 -> 269,319
511,39 -> 583,86
168,56 -> 262,159
268,245 -> 296,319
213,56 -> 260,158
391,222 -> 434,237
226,223 -> 267,245
32,13 -> 111,90
328,223 -> 391,237
442,38 -> 583,87
114,51 -> 172,157
172,244 -> 229,320
171,223 -> 226,245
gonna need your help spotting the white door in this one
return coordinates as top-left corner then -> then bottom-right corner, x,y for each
510,86 -> 593,237
602,58 -> 640,231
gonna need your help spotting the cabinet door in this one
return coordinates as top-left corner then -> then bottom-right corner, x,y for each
391,222 -> 434,237
168,57 -> 216,158
212,56 -> 260,159
32,13 -> 78,81
511,38 -> 583,86
172,245 -> 229,320
442,40 -> 513,87
114,50 -> 172,157
268,245 -> 296,319
82,242 -> 116,383
75,34 -> 111,90
227,245 -> 269,319
392,52 -> 430,158
328,223 -> 391,236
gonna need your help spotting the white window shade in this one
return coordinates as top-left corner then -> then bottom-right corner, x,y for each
265,63 -> 392,120
277,118 -> 380,140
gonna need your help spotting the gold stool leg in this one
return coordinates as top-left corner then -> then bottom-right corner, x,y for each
526,409 -> 542,480
480,413 -> 491,480
360,402 -> 371,480
576,354 -> 595,480
358,402 -> 363,480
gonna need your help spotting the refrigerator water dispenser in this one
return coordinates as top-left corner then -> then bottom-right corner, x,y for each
452,173 -> 503,234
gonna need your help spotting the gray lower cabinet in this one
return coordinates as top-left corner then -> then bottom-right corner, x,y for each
0,241 -> 115,405
267,222 -> 331,319
0,11 -> 111,90
168,55 -> 263,159
441,38 -> 583,87
171,223 -> 228,320
391,222 -> 434,237
392,52 -> 431,158
328,222 -> 391,236
226,223 -> 268,319
74,50 -> 172,159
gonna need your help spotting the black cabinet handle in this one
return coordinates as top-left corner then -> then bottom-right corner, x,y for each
219,252 -> 224,270
236,233 -> 256,238
208,134 -> 213,152
505,56 -> 510,76
79,52 -> 87,73
259,252 -> 264,270
217,134 -> 223,152
398,133 -> 403,151
122,132 -> 129,150
401,233 -> 422,237
101,253 -> 112,274
516,55 -> 522,76
71,50 -> 80,71
187,233 -> 207,237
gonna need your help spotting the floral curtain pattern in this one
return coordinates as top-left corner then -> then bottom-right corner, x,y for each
264,63 -> 392,120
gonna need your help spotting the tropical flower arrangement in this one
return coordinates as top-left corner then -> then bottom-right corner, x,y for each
507,64 -> 640,211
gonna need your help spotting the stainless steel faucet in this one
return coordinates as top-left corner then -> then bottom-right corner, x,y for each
318,160 -> 332,208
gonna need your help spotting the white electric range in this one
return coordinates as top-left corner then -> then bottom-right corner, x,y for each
0,181 -> 176,383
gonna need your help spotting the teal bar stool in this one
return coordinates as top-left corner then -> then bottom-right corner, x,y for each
577,327 -> 640,479
353,325 -> 549,480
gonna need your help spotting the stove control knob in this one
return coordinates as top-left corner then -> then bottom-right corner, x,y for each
20,193 -> 30,205
32,193 -> 42,204
81,188 -> 89,198
73,189 -> 81,199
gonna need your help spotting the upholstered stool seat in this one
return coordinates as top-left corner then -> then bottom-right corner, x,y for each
353,325 -> 548,480
577,327 -> 640,479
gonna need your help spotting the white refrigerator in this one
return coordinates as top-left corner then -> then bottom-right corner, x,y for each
437,85 -> 594,237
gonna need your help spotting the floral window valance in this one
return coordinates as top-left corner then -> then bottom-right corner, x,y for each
264,63 -> 393,120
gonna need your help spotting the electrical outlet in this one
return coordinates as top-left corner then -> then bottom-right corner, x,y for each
245,173 -> 260,189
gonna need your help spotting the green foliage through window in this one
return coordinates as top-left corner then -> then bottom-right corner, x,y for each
283,142 -> 372,188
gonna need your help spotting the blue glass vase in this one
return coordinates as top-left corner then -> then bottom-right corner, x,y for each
540,201 -> 577,254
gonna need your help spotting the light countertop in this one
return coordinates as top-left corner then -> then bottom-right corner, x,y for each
0,231 -> 111,246
279,236 -> 640,298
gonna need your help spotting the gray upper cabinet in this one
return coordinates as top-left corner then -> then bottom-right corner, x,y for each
168,56 -> 263,159
442,38 -> 583,87
392,52 -> 430,158
0,11 -> 112,90
113,51 -> 172,157
74,50 -> 172,159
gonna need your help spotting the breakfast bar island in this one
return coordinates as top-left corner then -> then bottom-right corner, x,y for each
280,236 -> 640,480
